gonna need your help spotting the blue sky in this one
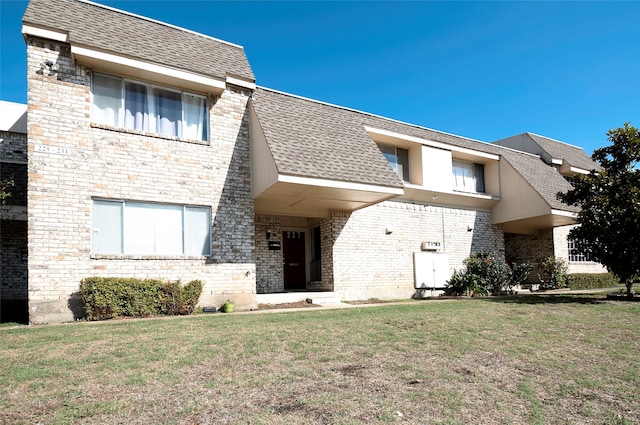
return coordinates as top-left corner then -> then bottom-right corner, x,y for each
1,1 -> 639,154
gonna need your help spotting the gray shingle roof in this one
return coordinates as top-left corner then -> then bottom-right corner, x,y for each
251,88 -> 403,188
500,150 -> 579,212
494,132 -> 599,172
23,0 -> 254,82
526,133 -> 600,171
252,87 -> 577,213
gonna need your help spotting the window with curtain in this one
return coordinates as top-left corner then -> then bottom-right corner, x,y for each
92,199 -> 211,256
92,73 -> 209,141
452,160 -> 485,193
377,143 -> 410,182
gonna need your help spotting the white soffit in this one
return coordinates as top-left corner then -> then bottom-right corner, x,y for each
551,209 -> 578,218
0,100 -> 27,133
226,75 -> 256,90
365,126 -> 499,161
71,46 -> 226,93
278,174 -> 404,195
22,24 -> 69,42
570,166 -> 590,175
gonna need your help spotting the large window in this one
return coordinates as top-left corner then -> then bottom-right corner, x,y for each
377,143 -> 409,181
92,73 -> 209,141
92,200 -> 211,256
568,237 -> 592,262
452,160 -> 485,193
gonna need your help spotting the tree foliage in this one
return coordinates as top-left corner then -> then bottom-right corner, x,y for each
0,175 -> 15,205
558,123 -> 640,295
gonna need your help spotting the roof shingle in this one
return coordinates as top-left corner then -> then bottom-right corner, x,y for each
23,0 -> 254,82
252,87 -> 577,212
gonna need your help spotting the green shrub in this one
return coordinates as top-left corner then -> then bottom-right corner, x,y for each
535,256 -> 568,290
464,252 -> 513,294
80,277 -> 203,320
567,273 -> 619,290
511,261 -> 533,288
446,252 -> 530,296
159,280 -> 203,315
446,269 -> 487,297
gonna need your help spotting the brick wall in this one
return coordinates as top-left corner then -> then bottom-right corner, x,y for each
504,230 -> 554,265
1,130 -> 28,320
1,220 -> 27,300
255,215 -> 283,293
331,200 -> 504,300
1,131 -> 28,162
26,37 -> 255,323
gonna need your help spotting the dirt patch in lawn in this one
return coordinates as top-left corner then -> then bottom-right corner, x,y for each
257,300 -> 321,310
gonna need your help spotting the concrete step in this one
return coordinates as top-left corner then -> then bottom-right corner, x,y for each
256,291 -> 343,306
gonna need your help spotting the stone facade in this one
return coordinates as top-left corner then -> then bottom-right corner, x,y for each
11,10 -> 606,325
504,230 -> 554,265
25,36 -> 255,323
255,215 -> 284,293
254,201 -> 504,301
331,200 -> 503,300
1,129 -> 28,322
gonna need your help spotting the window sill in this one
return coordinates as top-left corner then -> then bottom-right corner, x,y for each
91,254 -> 210,261
90,123 -> 210,146
452,189 -> 487,196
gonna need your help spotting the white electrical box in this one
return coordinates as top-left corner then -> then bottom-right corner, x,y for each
414,252 -> 449,289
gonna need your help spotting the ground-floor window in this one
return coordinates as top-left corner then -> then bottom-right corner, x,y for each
92,199 -> 211,256
568,237 -> 591,262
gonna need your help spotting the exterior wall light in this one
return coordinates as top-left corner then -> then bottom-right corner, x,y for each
38,60 -> 59,75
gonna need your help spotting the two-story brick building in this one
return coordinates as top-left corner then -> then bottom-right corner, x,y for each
1,0 -> 603,323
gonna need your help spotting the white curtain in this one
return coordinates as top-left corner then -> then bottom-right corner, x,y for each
93,74 -> 207,141
184,206 -> 211,255
452,161 -> 485,192
155,88 -> 182,138
124,203 -> 182,255
92,74 -> 121,127
124,82 -> 150,132
183,94 -> 206,140
92,200 -> 123,254
452,161 -> 477,192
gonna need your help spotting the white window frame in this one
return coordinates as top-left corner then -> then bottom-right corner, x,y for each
377,143 -> 410,182
92,199 -> 211,256
91,72 -> 209,141
568,237 -> 592,262
452,159 -> 485,193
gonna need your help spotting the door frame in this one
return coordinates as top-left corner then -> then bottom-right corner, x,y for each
282,227 -> 309,290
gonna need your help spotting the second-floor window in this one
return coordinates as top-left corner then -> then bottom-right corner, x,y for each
452,160 -> 485,193
378,143 -> 409,181
92,73 -> 209,141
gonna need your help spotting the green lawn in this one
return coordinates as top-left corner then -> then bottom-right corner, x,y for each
1,294 -> 639,424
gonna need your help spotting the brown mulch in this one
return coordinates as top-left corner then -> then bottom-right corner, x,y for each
257,300 -> 320,310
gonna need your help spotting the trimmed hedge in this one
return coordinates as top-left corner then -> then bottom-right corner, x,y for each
567,273 -> 619,290
80,277 -> 203,320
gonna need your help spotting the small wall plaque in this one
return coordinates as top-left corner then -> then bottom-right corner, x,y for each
34,144 -> 71,156
268,241 -> 281,250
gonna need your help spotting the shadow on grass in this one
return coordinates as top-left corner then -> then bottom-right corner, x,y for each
477,293 -> 609,305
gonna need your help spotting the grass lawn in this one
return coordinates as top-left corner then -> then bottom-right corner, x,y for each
1,293 -> 639,424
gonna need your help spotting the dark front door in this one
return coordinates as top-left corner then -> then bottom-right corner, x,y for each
283,231 -> 306,290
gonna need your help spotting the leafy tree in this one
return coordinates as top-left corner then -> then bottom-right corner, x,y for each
558,123 -> 640,295
0,175 -> 15,205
